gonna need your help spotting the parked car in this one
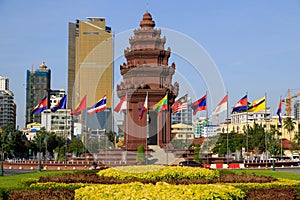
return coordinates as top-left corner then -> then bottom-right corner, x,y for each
179,160 -> 203,167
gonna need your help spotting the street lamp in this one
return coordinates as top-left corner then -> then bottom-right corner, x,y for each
37,133 -> 42,171
272,133 -> 275,171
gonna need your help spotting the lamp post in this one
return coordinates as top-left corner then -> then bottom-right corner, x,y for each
37,133 -> 42,171
272,133 -> 275,171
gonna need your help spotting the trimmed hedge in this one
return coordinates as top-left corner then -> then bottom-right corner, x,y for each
75,182 -> 245,200
97,165 -> 219,180
8,189 -> 74,200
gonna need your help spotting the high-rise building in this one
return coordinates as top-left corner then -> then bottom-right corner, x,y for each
0,90 -> 15,128
68,17 -> 113,131
25,61 -> 51,125
0,76 -> 9,90
294,100 -> 300,120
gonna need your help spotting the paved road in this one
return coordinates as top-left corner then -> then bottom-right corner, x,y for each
275,167 -> 300,174
2,169 -> 36,176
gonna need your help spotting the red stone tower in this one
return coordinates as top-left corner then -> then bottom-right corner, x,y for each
117,12 -> 179,150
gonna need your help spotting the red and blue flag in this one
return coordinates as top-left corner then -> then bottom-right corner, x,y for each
277,100 -> 282,125
31,96 -> 48,114
139,94 -> 148,120
232,95 -> 247,113
87,94 -> 107,115
191,94 -> 206,115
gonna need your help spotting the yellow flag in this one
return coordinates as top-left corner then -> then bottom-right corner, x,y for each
247,96 -> 266,112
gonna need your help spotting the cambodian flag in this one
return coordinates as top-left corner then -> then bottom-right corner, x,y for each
191,94 -> 206,115
277,100 -> 282,125
87,94 -> 107,115
31,96 -> 48,114
139,94 -> 148,120
51,95 -> 67,112
232,95 -> 247,113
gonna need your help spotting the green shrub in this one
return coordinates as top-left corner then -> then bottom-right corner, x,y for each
30,182 -> 86,190
0,188 -> 9,200
17,178 -> 39,188
193,144 -> 200,162
136,145 -> 145,163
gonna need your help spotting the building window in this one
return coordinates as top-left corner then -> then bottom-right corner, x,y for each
83,32 -> 99,35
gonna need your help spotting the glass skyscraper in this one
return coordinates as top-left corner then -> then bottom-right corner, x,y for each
25,61 -> 51,125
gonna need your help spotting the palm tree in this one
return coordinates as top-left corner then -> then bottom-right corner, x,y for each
283,117 -> 296,141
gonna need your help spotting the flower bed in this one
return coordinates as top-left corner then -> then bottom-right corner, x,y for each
8,189 -> 74,200
75,182 -> 245,200
39,171 -> 277,184
97,165 -> 219,180
6,166 -> 300,200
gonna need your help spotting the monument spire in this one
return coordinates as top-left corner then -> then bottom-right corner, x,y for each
116,12 -> 178,150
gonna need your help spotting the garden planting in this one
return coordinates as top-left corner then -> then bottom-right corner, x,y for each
1,165 -> 300,199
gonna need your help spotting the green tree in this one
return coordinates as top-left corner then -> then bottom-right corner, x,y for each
212,133 -> 227,156
248,123 -> 267,152
212,131 -> 245,157
267,125 -> 281,156
46,132 -> 65,157
1,124 -> 14,159
68,137 -> 85,157
54,146 -> 66,161
136,145 -> 145,164
283,117 -> 296,141
193,144 -> 200,162
106,131 -> 118,144
1,124 -> 30,159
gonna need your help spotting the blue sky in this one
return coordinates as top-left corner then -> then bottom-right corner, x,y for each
0,0 -> 300,129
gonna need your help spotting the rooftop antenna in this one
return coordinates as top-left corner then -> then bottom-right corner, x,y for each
31,63 -> 34,73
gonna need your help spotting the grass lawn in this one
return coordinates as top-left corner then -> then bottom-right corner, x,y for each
230,169 -> 300,180
0,170 -> 75,189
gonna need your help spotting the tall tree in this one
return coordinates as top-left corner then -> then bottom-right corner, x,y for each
283,117 -> 296,141
68,137 -> 85,157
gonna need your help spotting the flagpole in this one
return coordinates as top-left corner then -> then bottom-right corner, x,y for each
112,32 -> 115,141
105,92 -> 108,165
84,96 -> 88,164
264,92 -> 267,153
280,96 -> 283,158
205,91 -> 208,164
206,91 -> 208,121
246,92 -> 249,155
184,94 -> 187,148
146,92 -> 149,165
226,91 -> 229,166
125,92 -> 128,165
46,108 -> 48,161
186,93 -> 189,150
65,94 -> 68,168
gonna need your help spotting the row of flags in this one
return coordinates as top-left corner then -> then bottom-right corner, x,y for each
31,91 -> 283,126
114,93 -> 207,120
31,95 -> 67,114
231,95 -> 266,113
224,94 -> 282,125
30,94 -> 107,116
